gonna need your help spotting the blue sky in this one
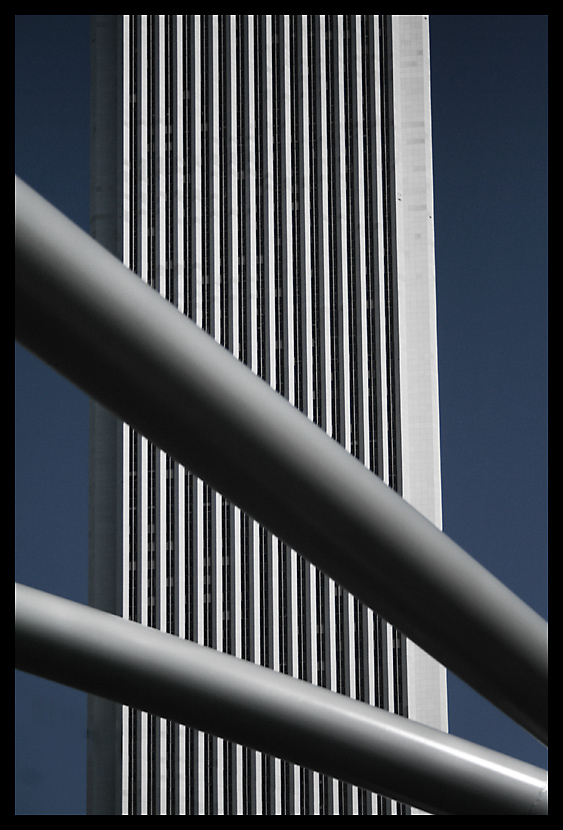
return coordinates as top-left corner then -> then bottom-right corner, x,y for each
15,15 -> 548,815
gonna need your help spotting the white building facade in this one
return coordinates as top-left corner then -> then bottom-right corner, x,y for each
88,14 -> 447,815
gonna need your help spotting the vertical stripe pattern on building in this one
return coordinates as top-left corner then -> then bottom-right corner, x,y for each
88,14 -> 446,816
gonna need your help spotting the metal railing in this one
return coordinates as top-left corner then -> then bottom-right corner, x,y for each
15,176 -> 548,814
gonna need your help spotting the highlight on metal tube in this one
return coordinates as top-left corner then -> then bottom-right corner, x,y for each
15,584 -> 548,816
14,176 -> 547,746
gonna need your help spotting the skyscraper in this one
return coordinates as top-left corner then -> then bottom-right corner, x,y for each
88,14 -> 447,815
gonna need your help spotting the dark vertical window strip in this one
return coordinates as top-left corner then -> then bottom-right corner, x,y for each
300,766 -> 311,815
201,17 -> 212,336
354,598 -> 366,703
290,17 -> 303,414
129,17 -> 139,276
379,15 -> 401,496
334,584 -> 349,697
307,18 -> 323,429
254,18 -> 267,382
259,526 -> 271,668
127,425 -> 139,814
205,732 -> 216,814
218,16 -> 232,350
166,720 -> 177,814
343,16 -> 361,461
203,482 -> 214,649
280,758 -> 291,815
374,613 -> 388,711
316,570 -> 327,689
186,727 -> 197,814
223,740 -> 234,815
296,554 -> 309,683
243,745 -> 254,815
338,779 -> 351,816
361,15 -> 381,478
272,15 -> 286,399
129,429 -> 138,623
148,712 -> 159,814
146,16 -> 156,290
325,15 -> 342,446
262,753 -> 273,815
147,443 -> 157,631
319,770 -> 331,814
241,514 -> 251,663
278,543 -> 289,676
185,471 -> 195,640
164,16 -> 175,306
166,455 -> 175,635
222,500 -> 233,655
236,16 -> 249,367
393,626 -> 409,720
128,707 -> 139,814
183,16 -> 194,321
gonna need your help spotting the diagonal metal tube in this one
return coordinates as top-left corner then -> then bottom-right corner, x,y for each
15,583 -> 548,815
14,176 -> 547,746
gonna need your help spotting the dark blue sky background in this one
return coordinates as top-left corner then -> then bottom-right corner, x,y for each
15,15 -> 548,815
